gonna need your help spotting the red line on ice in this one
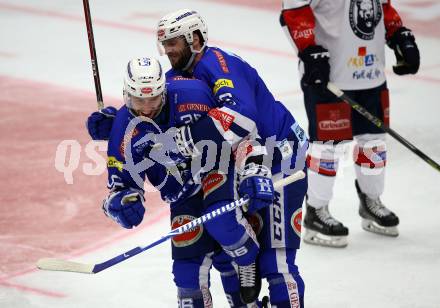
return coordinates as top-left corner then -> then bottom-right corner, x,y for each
0,75 -> 170,298
0,2 -> 295,59
0,281 -> 66,298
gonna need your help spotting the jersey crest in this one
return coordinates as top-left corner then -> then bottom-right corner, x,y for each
349,0 -> 382,40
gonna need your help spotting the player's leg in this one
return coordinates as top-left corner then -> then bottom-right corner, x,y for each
173,254 -> 214,308
260,248 -> 304,308
170,192 -> 218,308
202,168 -> 260,303
301,84 -> 351,247
212,250 -> 259,307
352,83 -> 399,236
254,169 -> 306,306
304,142 -> 349,247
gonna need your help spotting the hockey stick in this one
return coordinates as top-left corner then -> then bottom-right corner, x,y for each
327,82 -> 440,173
83,0 -> 104,110
37,170 -> 306,274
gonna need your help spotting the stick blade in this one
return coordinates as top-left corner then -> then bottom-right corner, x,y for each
36,258 -> 95,274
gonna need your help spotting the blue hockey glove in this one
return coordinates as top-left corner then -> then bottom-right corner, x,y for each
86,106 -> 117,140
102,189 -> 145,229
238,163 -> 275,214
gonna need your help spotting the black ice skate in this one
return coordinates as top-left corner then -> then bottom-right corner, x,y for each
303,203 -> 349,248
238,261 -> 261,304
355,180 -> 399,237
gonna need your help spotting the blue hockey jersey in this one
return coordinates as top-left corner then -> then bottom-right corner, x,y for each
106,79 -> 217,206
166,47 -> 308,172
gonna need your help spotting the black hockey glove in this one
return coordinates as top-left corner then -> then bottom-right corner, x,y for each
387,27 -> 420,75
298,45 -> 330,93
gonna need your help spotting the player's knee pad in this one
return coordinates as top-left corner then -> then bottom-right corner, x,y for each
353,133 -> 387,169
204,201 -> 259,266
177,287 -> 212,308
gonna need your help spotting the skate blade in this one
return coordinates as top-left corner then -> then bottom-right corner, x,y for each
303,228 -> 348,248
361,219 -> 399,237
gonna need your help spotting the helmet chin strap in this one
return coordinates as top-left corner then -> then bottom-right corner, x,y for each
182,44 -> 206,72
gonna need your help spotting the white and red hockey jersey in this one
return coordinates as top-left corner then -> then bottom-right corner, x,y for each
281,0 -> 403,90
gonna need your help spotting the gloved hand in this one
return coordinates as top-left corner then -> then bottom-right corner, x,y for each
387,27 -> 420,75
298,45 -> 330,93
102,188 -> 145,229
86,106 -> 117,140
238,163 -> 275,214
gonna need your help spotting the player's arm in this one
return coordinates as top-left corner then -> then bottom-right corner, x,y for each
280,0 -> 330,91
168,59 -> 275,213
103,109 -> 148,229
382,0 -> 420,75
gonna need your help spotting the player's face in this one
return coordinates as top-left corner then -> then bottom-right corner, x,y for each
130,94 -> 163,118
161,36 -> 192,70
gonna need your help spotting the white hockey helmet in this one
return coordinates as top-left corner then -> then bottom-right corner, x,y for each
123,57 -> 165,108
157,9 -> 208,55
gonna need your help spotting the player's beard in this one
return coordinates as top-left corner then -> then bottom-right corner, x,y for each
169,44 -> 193,71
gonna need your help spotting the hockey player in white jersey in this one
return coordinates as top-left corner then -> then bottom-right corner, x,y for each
280,0 -> 420,247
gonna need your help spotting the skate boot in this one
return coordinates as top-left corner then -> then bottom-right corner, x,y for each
238,261 -> 261,303
303,203 -> 349,248
355,180 -> 399,236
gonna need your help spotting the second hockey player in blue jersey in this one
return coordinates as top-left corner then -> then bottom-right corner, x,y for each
155,9 -> 308,307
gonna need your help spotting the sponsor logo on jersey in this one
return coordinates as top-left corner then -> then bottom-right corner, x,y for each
347,47 -> 378,69
319,119 -> 351,130
171,215 -> 203,247
349,0 -> 382,40
290,121 -> 307,147
107,156 -> 123,172
213,78 -> 234,95
178,103 -> 211,113
293,28 -> 314,40
202,171 -> 226,197
212,50 -> 229,73
277,139 -> 293,160
246,213 -> 263,235
119,127 -> 139,157
208,108 -> 235,131
291,208 -> 302,237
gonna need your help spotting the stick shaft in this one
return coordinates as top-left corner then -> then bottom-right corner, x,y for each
82,0 -> 104,110
327,82 -> 440,172
37,171 -> 305,274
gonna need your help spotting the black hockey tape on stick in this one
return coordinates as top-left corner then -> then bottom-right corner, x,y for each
83,0 -> 104,110
327,82 -> 440,173
36,170 -> 305,274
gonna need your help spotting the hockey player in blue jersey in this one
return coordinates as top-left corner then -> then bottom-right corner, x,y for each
152,9 -> 309,307
90,56 -> 268,307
